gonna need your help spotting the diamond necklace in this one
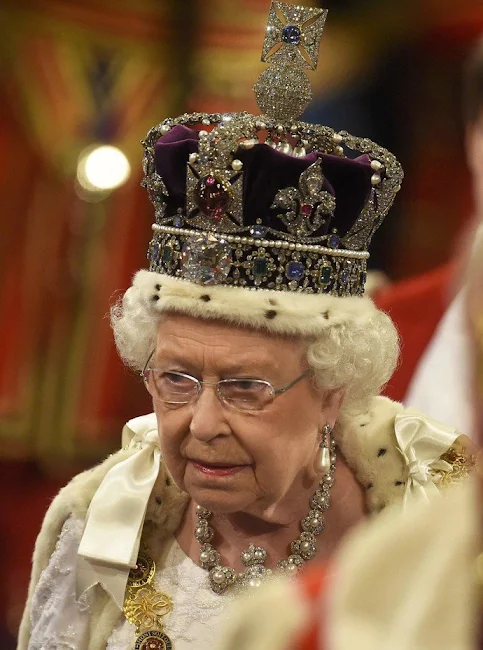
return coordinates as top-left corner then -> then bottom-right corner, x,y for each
194,439 -> 337,594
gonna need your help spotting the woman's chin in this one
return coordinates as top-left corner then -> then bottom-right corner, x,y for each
186,484 -> 254,514
182,463 -> 255,511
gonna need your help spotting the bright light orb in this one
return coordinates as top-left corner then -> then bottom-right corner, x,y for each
77,145 -> 131,191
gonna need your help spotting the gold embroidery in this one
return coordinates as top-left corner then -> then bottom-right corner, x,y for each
433,437 -> 477,488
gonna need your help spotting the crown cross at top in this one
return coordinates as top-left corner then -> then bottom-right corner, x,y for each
261,1 -> 328,70
254,2 -> 328,122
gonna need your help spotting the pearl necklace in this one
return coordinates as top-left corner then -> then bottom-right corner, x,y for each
194,439 -> 337,594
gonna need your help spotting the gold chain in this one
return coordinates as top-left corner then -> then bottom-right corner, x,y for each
124,547 -> 174,650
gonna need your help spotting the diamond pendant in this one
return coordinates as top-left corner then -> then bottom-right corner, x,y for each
134,630 -> 173,650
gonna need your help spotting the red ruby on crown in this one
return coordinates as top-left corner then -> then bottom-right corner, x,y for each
195,173 -> 232,222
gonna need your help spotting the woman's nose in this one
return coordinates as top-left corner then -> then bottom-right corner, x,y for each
188,384 -> 231,440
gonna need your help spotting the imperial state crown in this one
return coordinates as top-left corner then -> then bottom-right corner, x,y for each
141,1 -> 403,297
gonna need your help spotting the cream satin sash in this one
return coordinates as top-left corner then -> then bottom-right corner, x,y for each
394,410 -> 459,508
76,413 -> 160,609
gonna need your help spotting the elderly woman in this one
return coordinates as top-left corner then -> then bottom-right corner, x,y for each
18,4 -> 470,650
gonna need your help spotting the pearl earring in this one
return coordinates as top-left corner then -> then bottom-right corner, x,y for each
314,423 -> 333,475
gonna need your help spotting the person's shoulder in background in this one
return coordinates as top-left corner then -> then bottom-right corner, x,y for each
328,479 -> 478,650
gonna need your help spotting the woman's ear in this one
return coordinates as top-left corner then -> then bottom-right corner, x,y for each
319,388 -> 345,429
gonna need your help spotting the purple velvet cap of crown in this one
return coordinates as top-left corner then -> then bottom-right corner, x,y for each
154,125 -> 374,241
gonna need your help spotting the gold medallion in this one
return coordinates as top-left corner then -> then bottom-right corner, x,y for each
127,551 -> 156,588
134,630 -> 173,650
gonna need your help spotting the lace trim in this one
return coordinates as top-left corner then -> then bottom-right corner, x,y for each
28,517 -> 91,650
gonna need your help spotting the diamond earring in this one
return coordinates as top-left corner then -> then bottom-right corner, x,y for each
314,423 -> 333,475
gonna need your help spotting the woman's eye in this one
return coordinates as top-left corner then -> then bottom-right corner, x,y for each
163,372 -> 193,387
232,380 -> 264,392
165,372 -> 183,382
236,380 -> 256,390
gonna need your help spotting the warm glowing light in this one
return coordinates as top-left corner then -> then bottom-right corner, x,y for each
77,145 -> 131,192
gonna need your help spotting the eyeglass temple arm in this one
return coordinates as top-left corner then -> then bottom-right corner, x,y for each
141,350 -> 155,378
272,369 -> 311,395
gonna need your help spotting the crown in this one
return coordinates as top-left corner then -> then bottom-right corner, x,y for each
141,2 -> 403,297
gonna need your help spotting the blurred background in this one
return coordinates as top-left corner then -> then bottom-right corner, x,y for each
1,0 -> 483,641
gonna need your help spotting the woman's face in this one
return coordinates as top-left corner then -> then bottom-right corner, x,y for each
150,313 -> 342,519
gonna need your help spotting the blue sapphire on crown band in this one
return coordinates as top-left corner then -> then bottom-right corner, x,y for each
286,261 -> 305,281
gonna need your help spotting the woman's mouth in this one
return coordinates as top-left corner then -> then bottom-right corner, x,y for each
190,460 -> 247,477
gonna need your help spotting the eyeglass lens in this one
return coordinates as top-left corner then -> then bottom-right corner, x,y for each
146,371 -> 272,411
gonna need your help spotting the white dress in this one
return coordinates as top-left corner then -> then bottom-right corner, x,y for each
27,517 -> 235,650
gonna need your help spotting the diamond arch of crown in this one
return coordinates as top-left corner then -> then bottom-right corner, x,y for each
141,111 -> 403,254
